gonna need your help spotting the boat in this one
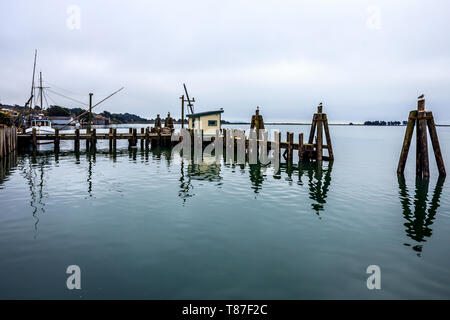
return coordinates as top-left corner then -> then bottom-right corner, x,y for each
25,114 -> 55,135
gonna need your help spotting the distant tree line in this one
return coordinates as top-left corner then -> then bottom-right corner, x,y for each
364,120 -> 406,126
45,105 -> 151,123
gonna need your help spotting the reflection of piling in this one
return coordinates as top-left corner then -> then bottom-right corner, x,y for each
398,174 -> 445,255
397,96 -> 446,178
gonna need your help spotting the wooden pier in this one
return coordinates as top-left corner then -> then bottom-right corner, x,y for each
17,105 -> 333,164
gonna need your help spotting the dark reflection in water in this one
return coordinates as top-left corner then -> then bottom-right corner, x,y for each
20,153 -> 52,239
0,153 -> 18,186
86,152 -> 95,198
11,149 -> 334,233
298,161 -> 333,216
398,175 -> 445,256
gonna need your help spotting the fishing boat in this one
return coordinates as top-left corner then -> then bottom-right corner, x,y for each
25,114 -> 55,135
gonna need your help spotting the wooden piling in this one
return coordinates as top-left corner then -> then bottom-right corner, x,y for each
0,128 -> 4,157
316,113 -> 323,163
298,133 -> 304,161
323,114 -> 334,161
54,128 -> 60,151
133,128 -> 137,147
397,111 -> 416,174
398,95 -> 444,178
286,132 -> 293,162
32,128 -> 37,152
91,128 -> 97,152
426,111 -> 446,177
145,127 -> 150,149
109,128 -> 113,151
308,114 -> 317,144
75,128 -> 80,151
113,128 -> 117,151
140,128 -> 144,149
416,99 -> 429,179
128,128 -> 133,148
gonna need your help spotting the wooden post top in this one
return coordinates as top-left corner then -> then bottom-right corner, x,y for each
418,94 -> 425,111
317,103 -> 323,114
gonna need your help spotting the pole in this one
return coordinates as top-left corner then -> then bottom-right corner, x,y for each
39,72 -> 43,110
181,95 -> 185,129
30,50 -> 37,109
88,93 -> 93,134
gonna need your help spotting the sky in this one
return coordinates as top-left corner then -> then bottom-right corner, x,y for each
1,0 -> 450,123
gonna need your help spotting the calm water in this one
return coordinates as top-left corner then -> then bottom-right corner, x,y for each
1,124 -> 450,299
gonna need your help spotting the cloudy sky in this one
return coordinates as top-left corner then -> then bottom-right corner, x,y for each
1,0 -> 449,122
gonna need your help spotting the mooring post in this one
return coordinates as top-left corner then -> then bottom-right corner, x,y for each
145,127 -> 150,149
32,128 -> 37,152
397,110 -> 417,174
91,128 -> 97,152
298,133 -> 304,161
86,127 -> 90,151
109,128 -> 113,151
308,114 -> 317,144
316,105 -> 323,163
426,111 -> 446,176
75,128 -> 80,152
88,93 -> 93,134
132,128 -> 137,147
286,132 -> 293,163
416,98 -> 429,178
200,129 -> 204,149
157,129 -> 161,147
140,128 -> 144,149
128,128 -> 132,148
54,128 -> 60,152
190,129 -> 194,149
397,95 -> 445,178
113,128 -> 117,151
278,131 -> 282,162
323,113 -> 334,161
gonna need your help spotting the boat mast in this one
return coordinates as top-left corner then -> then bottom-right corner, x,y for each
39,72 -> 43,110
30,49 -> 37,109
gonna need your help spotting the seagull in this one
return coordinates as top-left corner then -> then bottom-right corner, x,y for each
418,94 -> 424,99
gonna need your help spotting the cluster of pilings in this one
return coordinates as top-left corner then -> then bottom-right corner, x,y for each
251,104 -> 334,163
0,126 -> 17,158
397,96 -> 446,178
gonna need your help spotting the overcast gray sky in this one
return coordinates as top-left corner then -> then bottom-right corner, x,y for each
1,0 -> 449,122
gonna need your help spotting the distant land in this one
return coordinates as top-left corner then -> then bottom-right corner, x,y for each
1,103 -> 449,126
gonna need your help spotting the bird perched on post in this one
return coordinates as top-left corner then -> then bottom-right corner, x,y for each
418,94 -> 424,99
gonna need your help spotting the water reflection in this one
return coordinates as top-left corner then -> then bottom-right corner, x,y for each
298,162 -> 333,216
178,156 -> 223,204
398,175 -> 445,256
0,153 -> 17,187
20,153 -> 52,238
12,149 -> 334,233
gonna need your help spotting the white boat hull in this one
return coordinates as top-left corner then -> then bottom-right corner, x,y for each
25,126 -> 55,135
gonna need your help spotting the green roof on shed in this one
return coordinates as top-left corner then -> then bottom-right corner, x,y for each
186,110 -> 223,118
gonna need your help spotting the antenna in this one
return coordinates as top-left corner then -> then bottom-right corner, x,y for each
183,83 -> 195,114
